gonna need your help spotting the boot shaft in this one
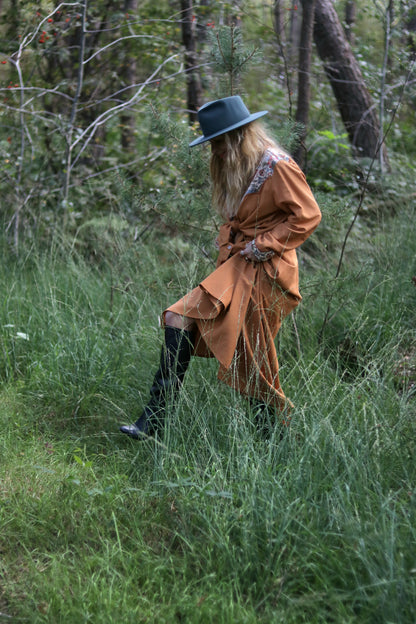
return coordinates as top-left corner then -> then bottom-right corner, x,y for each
151,326 -> 195,395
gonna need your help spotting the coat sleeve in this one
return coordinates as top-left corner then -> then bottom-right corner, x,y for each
254,159 -> 321,255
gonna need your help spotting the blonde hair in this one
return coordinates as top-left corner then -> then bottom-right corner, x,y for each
210,121 -> 284,220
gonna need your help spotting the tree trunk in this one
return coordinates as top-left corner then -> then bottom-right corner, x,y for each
313,0 -> 389,166
407,8 -> 416,57
120,0 -> 138,152
345,1 -> 356,43
181,0 -> 202,122
288,0 -> 301,71
273,0 -> 285,43
294,0 -> 316,168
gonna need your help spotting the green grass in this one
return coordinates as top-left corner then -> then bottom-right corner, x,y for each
0,205 -> 415,622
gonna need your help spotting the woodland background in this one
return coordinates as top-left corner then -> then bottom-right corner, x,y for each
0,1 -> 416,622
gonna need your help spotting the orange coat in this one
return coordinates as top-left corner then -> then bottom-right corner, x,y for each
165,150 -> 322,410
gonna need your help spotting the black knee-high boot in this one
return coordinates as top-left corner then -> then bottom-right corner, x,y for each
249,398 -> 277,438
119,326 -> 195,439
249,398 -> 286,440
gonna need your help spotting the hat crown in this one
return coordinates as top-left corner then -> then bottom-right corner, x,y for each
189,95 -> 268,147
198,96 -> 251,137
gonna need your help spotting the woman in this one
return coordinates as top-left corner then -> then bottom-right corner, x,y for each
120,95 -> 321,439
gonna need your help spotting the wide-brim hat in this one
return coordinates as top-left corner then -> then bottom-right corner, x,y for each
189,95 -> 268,147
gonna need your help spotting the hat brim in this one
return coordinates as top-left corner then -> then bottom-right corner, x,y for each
189,110 -> 268,147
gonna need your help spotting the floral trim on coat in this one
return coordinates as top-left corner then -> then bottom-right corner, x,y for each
244,149 -> 290,196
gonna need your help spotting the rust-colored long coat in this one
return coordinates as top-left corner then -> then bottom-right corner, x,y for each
165,149 -> 322,410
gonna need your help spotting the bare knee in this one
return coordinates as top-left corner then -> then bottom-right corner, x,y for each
165,311 -> 196,331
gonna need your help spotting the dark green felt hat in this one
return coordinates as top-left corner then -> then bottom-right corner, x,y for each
189,95 -> 268,147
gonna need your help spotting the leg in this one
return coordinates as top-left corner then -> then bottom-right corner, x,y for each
249,398 -> 276,438
119,318 -> 195,440
249,398 -> 289,441
164,311 -> 197,332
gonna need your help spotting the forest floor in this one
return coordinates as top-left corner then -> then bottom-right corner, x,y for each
0,200 -> 415,623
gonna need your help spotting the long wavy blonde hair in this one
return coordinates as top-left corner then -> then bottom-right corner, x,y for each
210,121 -> 284,220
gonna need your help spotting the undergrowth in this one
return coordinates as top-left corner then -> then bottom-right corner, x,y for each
0,198 -> 415,623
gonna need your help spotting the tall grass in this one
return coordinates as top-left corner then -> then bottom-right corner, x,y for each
0,205 -> 415,622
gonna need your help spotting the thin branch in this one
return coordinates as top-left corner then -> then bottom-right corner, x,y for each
82,34 -> 167,64
17,3 -> 83,50
69,54 -> 178,170
75,61 -> 211,110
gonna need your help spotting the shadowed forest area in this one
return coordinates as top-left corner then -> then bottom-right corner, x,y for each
0,1 -> 416,622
